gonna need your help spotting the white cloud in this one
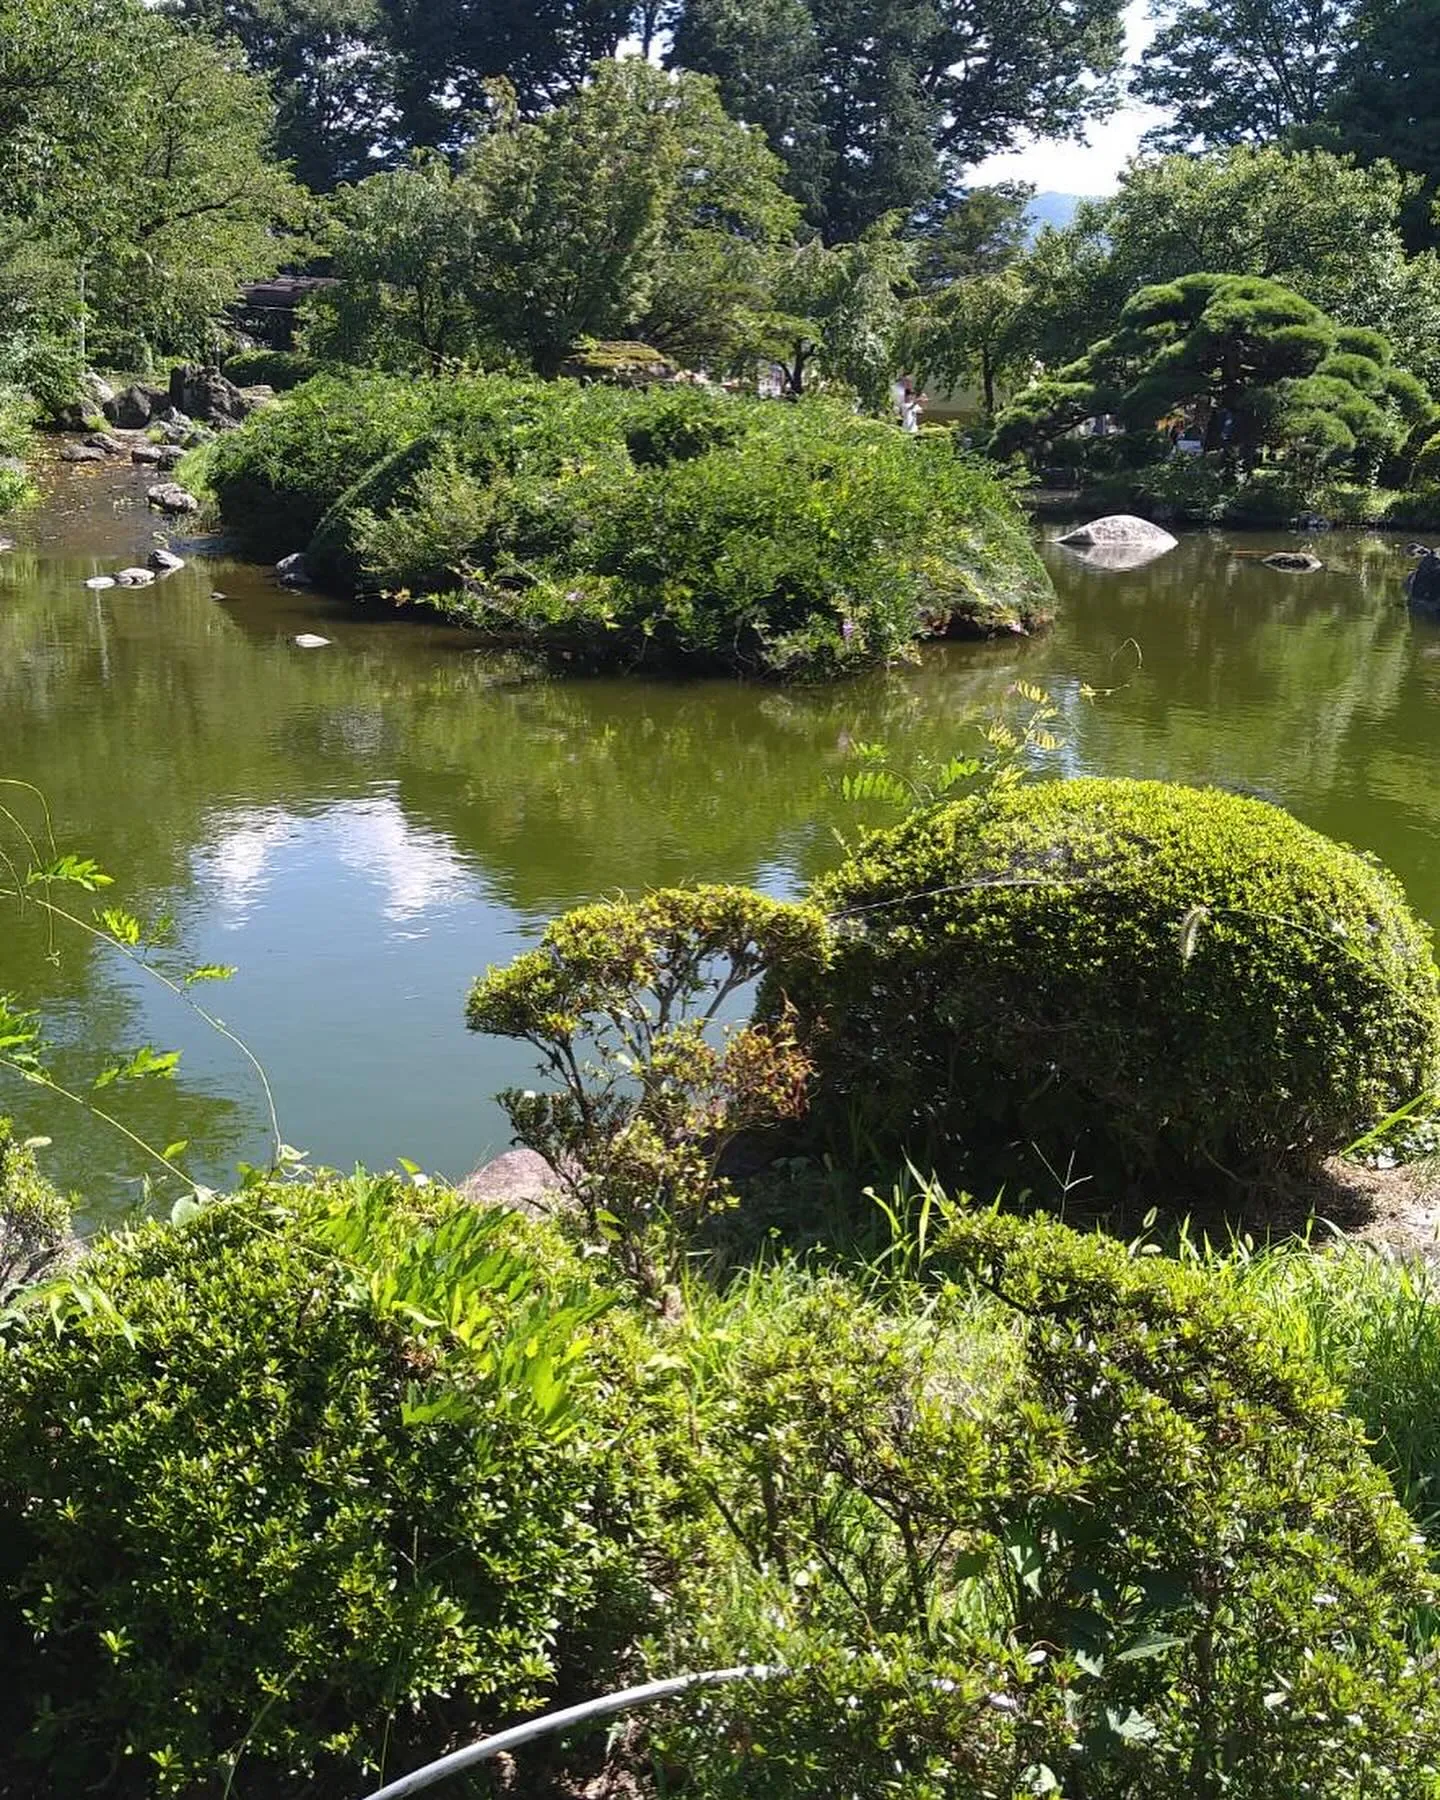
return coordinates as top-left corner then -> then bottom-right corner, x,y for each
967,0 -> 1167,196
197,796 -> 473,927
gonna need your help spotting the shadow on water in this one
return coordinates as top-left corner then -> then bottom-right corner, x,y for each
1,466 -> 1436,1219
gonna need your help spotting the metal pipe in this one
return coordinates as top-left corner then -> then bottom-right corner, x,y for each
360,1664 -> 781,1800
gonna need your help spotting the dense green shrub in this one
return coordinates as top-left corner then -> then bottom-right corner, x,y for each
206,373 -> 1053,678
0,1178 -> 647,1798
185,373 -> 456,552
466,884 -> 829,1300
0,1117 -> 70,1300
652,1208 -> 1438,1798
771,778 -> 1440,1187
220,348 -> 319,392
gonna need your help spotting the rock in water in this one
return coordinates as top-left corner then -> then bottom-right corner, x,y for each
148,549 -> 186,574
1057,515 -> 1179,552
275,551 -> 311,587
293,633 -> 330,648
1407,545 -> 1440,613
84,575 -> 116,590
114,567 -> 156,587
1262,551 -> 1323,572
146,482 -> 200,515
131,444 -> 163,465
60,444 -> 106,464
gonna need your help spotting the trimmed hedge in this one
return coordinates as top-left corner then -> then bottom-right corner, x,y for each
198,374 -> 1053,678
771,778 -> 1440,1186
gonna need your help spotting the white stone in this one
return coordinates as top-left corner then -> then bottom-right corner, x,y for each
1057,515 -> 1179,551
292,633 -> 330,649
115,567 -> 155,587
84,575 -> 116,589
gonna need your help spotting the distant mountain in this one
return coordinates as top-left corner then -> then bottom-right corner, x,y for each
1024,192 -> 1094,239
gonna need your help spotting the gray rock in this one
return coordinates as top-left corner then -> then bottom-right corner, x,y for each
293,633 -> 330,648
458,1148 -> 563,1216
1407,544 -> 1440,613
276,551 -> 311,587
130,444 -> 164,465
0,537 -> 14,551
169,365 -> 252,428
156,421 -> 191,445
83,433 -> 129,458
104,383 -> 168,430
81,372 -> 116,408
60,444 -> 106,463
84,575 -> 116,589
1057,514 -> 1179,551
146,482 -> 201,515
148,548 -> 186,574
1262,551 -> 1323,572
114,567 -> 156,587
155,446 -> 186,470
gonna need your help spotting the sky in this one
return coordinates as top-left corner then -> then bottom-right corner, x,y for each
968,0 -> 1165,196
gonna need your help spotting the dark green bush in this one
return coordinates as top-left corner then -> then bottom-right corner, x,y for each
220,348 -> 319,392
772,778 -> 1440,1187
0,1178 -> 646,1797
206,373 -> 1052,678
652,1208 -> 1439,1798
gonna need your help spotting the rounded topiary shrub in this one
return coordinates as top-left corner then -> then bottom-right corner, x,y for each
0,1182 -> 644,1798
776,778 -> 1440,1187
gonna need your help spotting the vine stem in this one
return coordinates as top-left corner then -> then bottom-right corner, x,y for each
0,1055 -> 192,1185
9,890 -> 284,1169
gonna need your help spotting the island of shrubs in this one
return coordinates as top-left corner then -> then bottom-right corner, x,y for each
185,374 -> 1053,680
5,777 -> 1440,1798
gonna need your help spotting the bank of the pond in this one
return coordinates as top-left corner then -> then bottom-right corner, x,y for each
1028,475 -> 1440,531
183,375 -> 1054,678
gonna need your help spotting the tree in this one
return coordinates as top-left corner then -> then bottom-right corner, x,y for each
992,272 -> 1433,474
765,223 -> 915,408
0,1 -> 301,363
1132,0 -> 1354,151
1013,148 -> 1440,390
670,0 -> 1126,240
907,185 -> 1036,416
910,266 -> 1032,416
164,0 -> 397,191
310,62 -> 803,377
304,156 -> 484,370
379,0 -> 657,151
1323,0 -> 1440,250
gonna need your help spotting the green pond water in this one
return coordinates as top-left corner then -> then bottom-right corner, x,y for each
2,456 -> 1435,1221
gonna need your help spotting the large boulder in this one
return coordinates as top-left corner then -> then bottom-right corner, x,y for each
168,365 -> 253,430
1057,514 -> 1179,551
146,482 -> 201,515
103,384 -> 168,430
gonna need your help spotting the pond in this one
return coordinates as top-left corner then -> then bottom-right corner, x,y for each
3,457 -> 1436,1221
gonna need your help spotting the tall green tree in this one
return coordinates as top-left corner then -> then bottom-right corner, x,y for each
379,0 -> 660,151
1132,0 -> 1354,150
164,0 -> 396,191
309,61 -> 802,376
0,0 -> 301,363
1015,148 -> 1440,390
1323,0 -> 1440,249
670,0 -> 1125,239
